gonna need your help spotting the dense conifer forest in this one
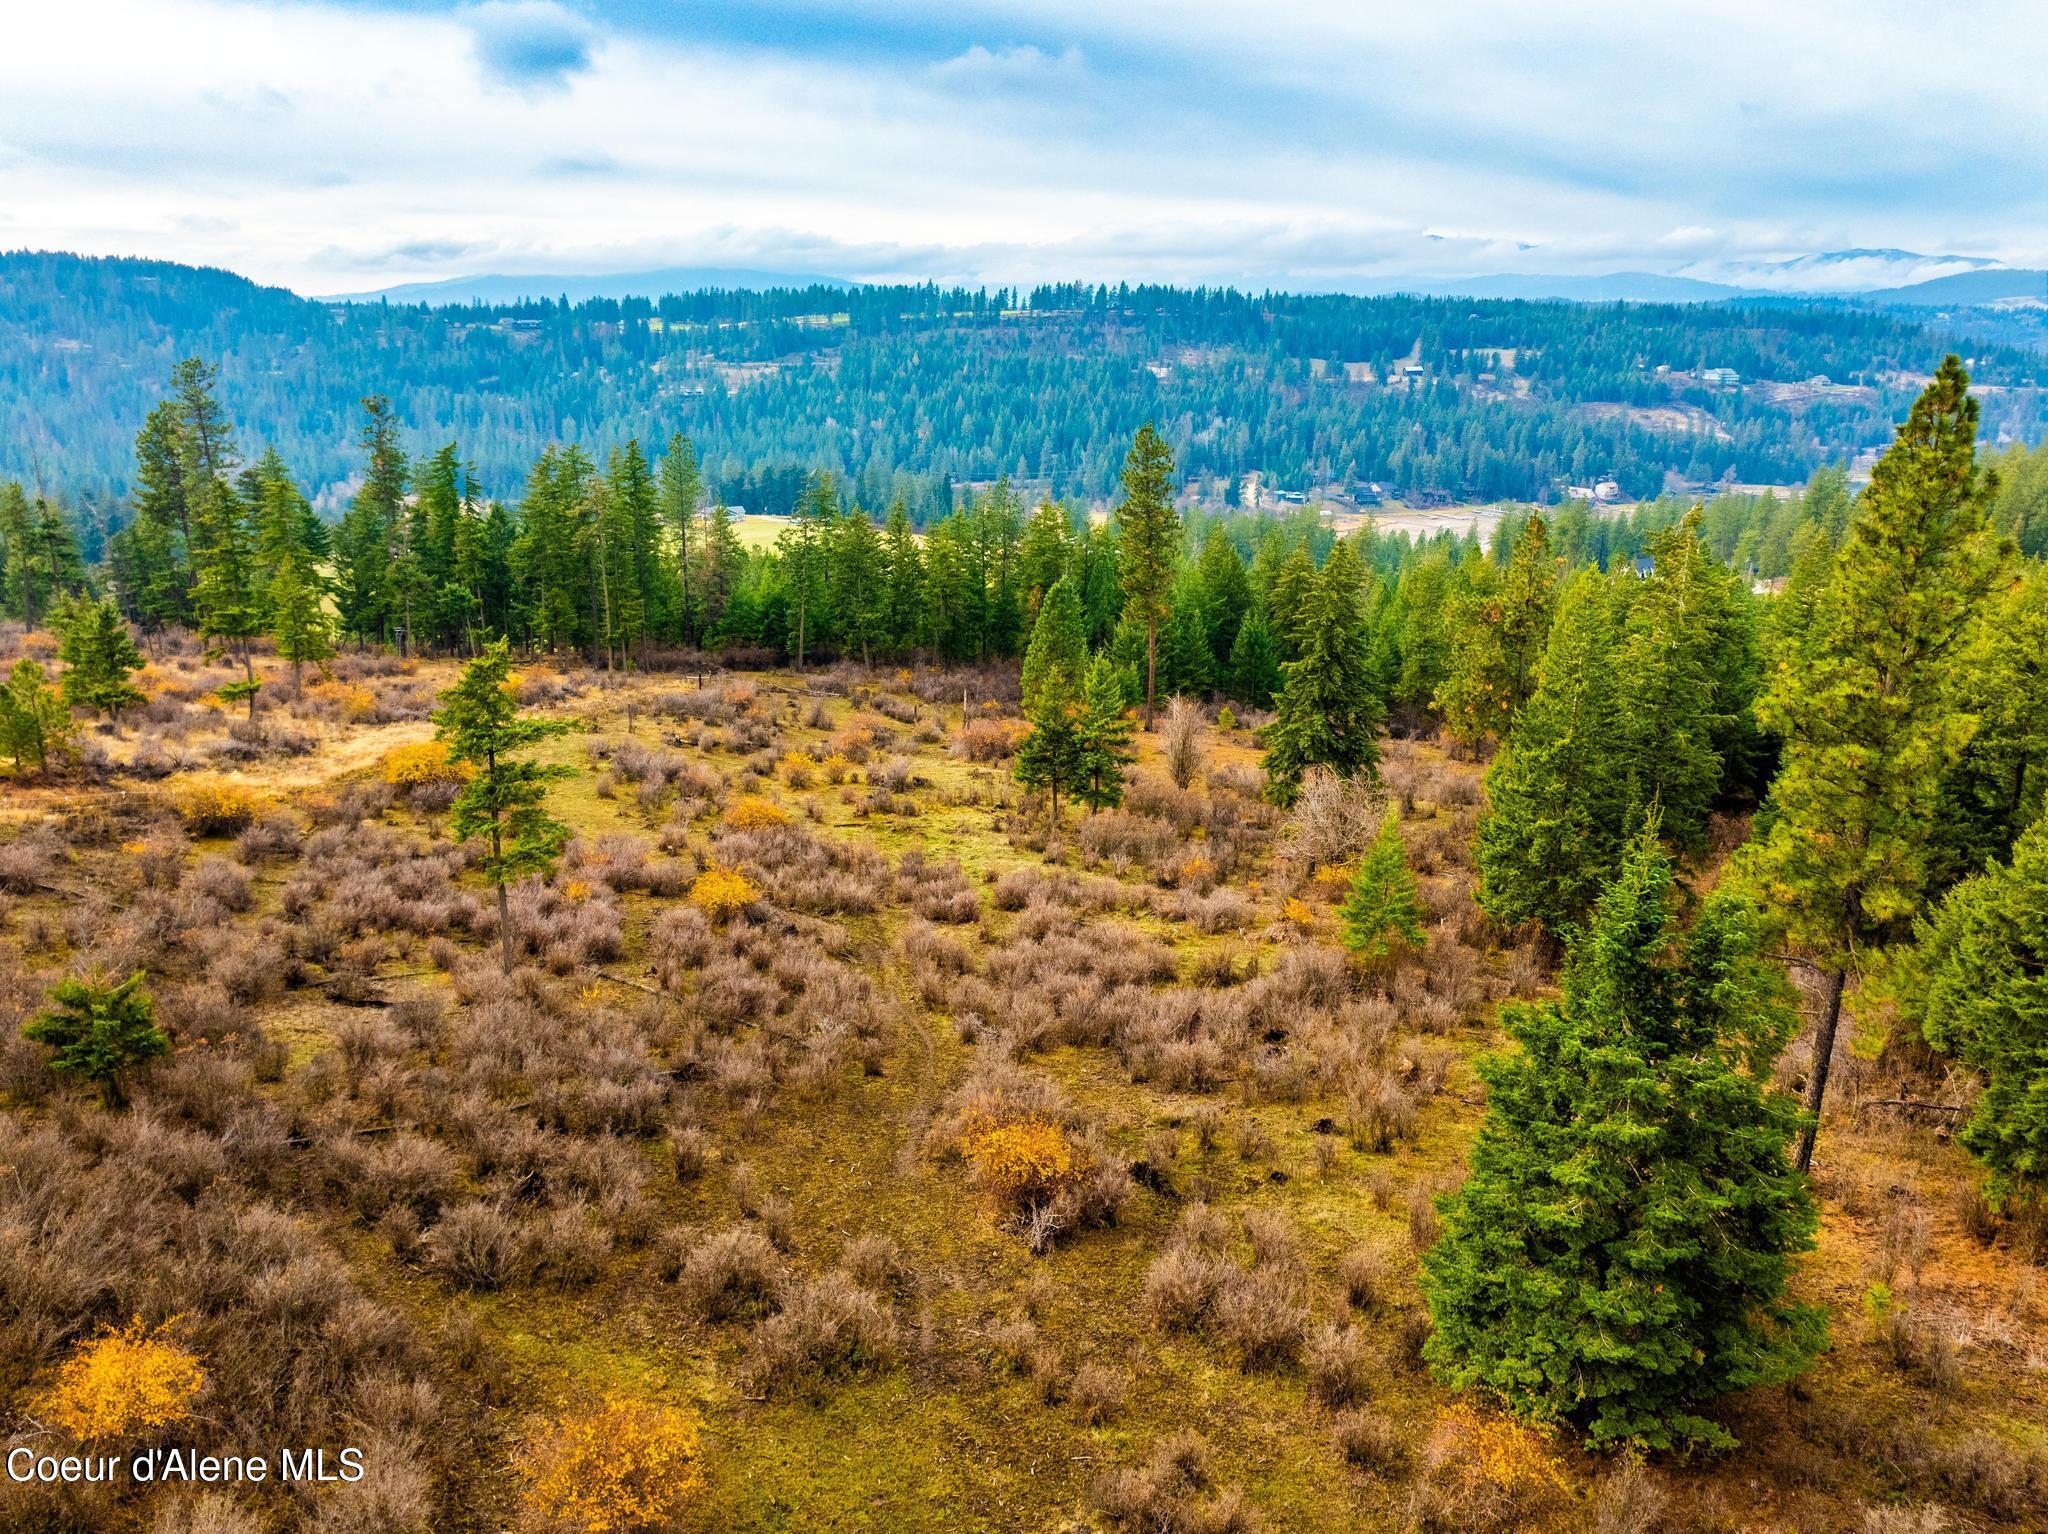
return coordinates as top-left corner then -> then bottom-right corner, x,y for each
8,251 -> 2048,513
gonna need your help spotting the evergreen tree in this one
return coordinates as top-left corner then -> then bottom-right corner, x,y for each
1074,652 -> 1136,811
1020,572 -> 1087,715
661,433 -> 704,644
1379,550 -> 1453,731
1014,572 -> 1090,827
1914,817 -> 2048,1207
1436,519 -> 1557,751
56,596 -> 146,723
1422,834 -> 1824,1449
23,971 -> 167,1110
1266,542 -> 1318,662
121,400 -> 193,633
1018,500 -> 1071,626
1338,808 -> 1424,960
1115,424 -> 1180,725
779,474 -> 834,668
1194,523 -> 1252,672
1475,570 -> 1628,935
882,498 -> 926,653
435,640 -> 576,974
700,498 -> 744,641
831,506 -> 888,666
253,454 -> 334,697
0,658 -> 74,774
1262,540 -> 1381,806
1927,561 -> 2048,892
1225,605 -> 1283,709
1742,358 -> 2002,1173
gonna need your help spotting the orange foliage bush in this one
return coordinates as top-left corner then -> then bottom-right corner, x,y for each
38,1319 -> 205,1441
1408,1404 -> 1570,1533
688,866 -> 758,923
963,1118 -> 1086,1209
172,780 -> 264,836
310,679 -> 378,722
519,1395 -> 704,1534
724,795 -> 788,830
382,739 -> 473,788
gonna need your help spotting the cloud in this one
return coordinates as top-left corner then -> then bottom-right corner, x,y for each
1,0 -> 2045,295
463,1 -> 594,93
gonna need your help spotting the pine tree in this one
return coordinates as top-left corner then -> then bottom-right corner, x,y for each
881,499 -> 926,653
56,596 -> 146,723
1018,500 -> 1071,626
1262,540 -> 1381,806
779,475 -> 834,669
23,971 -> 167,1111
832,506 -> 888,667
435,640 -> 576,974
1115,425 -> 1180,725
1379,551 -> 1453,730
1020,572 -> 1087,715
1422,833 -> 1824,1449
1741,358 -> 2002,1173
0,658 -> 74,774
1436,520 -> 1557,752
700,498 -> 744,641
1928,561 -> 2048,892
1338,809 -> 1424,960
1266,542 -> 1318,663
182,381 -> 262,717
1914,817 -> 2048,1206
1225,605 -> 1282,709
1015,572 -> 1090,827
1194,523 -> 1252,673
661,433 -> 704,645
1611,509 -> 1752,850
1074,652 -> 1136,811
253,455 -> 334,697
122,401 -> 192,634
1475,570 -> 1628,935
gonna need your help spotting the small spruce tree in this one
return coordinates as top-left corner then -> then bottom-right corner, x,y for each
57,596 -> 146,724
24,971 -> 167,1110
1262,541 -> 1381,806
1338,809 -> 1424,961
1422,833 -> 1824,1449
435,640 -> 575,973
1075,653 -> 1136,811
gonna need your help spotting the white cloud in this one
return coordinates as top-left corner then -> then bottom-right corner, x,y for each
0,0 -> 2043,293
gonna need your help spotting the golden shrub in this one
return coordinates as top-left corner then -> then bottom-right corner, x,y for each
39,1319 -> 205,1441
310,680 -> 378,722
724,795 -> 788,830
776,753 -> 814,788
818,753 -> 856,785
173,780 -> 263,836
519,1395 -> 704,1534
963,1118 -> 1085,1208
688,866 -> 758,923
564,880 -> 593,902
382,739 -> 473,788
1282,897 -> 1318,929
1410,1405 -> 1570,1532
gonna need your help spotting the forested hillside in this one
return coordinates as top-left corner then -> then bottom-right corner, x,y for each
7,251 -> 2048,514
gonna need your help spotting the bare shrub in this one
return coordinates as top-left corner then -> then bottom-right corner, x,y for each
1590,1459 -> 1670,1534
422,1203 -> 529,1291
1093,1434 -> 1258,1534
1286,768 -> 1385,870
1161,698 -> 1207,790
1071,1363 -> 1126,1426
738,1272 -> 901,1398
677,1225 -> 782,1323
1305,1322 -> 1371,1406
1331,1410 -> 1406,1476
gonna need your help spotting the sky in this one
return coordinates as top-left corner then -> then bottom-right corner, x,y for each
2,0 -> 2046,296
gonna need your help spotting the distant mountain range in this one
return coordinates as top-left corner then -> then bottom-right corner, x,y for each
310,249 -> 2047,310
322,265 -> 859,304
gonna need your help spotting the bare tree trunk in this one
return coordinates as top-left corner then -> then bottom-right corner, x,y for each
497,882 -> 514,976
1794,967 -> 1847,1174
1145,621 -> 1159,728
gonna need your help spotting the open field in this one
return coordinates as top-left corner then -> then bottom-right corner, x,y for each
1,636 -> 2045,1534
